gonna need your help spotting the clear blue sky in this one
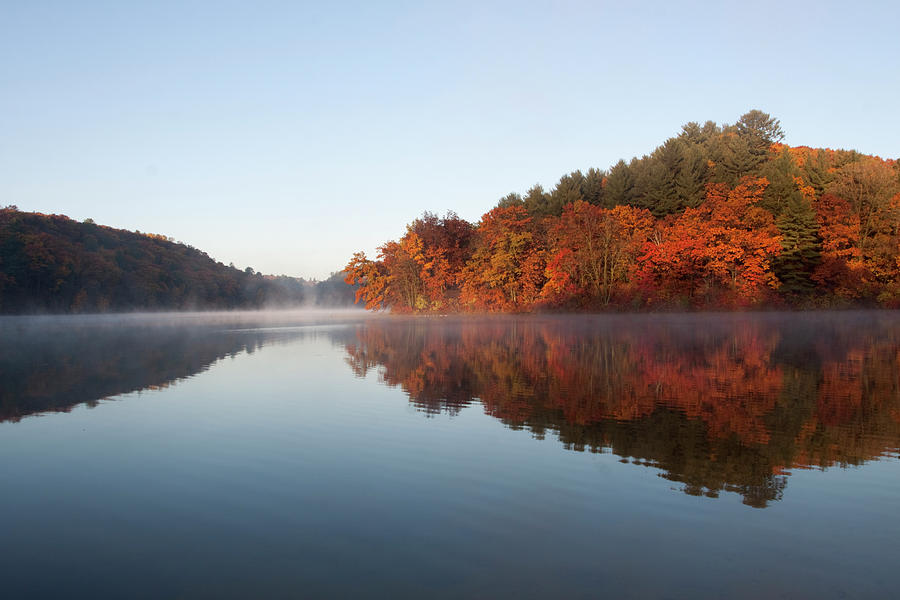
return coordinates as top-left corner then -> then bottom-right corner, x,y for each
2,1 -> 898,279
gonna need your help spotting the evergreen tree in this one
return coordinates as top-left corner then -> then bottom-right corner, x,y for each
674,143 -> 709,209
523,184 -> 551,217
547,171 -> 586,216
775,193 -> 821,296
761,148 -> 802,215
736,110 -> 784,150
678,120 -> 721,147
496,192 -> 523,209
642,139 -> 683,215
715,131 -> 759,185
605,159 -> 635,207
582,167 -> 606,206
713,111 -> 783,185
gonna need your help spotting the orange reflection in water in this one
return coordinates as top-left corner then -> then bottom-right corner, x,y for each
344,314 -> 900,507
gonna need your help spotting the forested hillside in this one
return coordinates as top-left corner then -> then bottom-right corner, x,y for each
0,208 -> 355,313
346,110 -> 900,311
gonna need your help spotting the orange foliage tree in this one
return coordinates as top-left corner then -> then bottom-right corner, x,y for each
812,193 -> 865,299
344,212 -> 474,312
459,206 -> 547,311
408,212 -> 474,310
637,178 -> 782,306
543,201 -> 655,306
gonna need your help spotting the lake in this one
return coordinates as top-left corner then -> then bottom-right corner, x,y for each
1,311 -> 898,598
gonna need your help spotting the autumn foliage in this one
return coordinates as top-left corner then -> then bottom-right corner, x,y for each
636,178 -> 782,307
346,112 -> 900,312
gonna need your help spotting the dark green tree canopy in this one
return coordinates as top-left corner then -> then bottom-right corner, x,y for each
736,109 -> 785,148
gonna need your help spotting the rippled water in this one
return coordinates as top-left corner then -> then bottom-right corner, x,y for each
1,311 -> 898,598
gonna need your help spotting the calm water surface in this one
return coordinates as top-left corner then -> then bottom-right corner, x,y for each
1,311 -> 898,598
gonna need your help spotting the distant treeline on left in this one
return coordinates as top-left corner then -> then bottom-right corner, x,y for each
0,207 -> 356,314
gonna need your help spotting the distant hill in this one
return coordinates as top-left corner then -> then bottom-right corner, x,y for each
0,207 -> 355,313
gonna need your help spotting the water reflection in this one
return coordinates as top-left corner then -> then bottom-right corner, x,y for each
3,312 -> 898,508
0,315 -> 326,422
343,313 -> 900,507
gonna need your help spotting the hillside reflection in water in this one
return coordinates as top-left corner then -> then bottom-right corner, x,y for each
343,313 -> 900,507
2,311 -> 899,510
2,312 -> 899,598
0,315 -> 310,423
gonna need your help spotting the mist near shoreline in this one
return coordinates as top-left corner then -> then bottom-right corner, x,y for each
0,306 -> 372,330
5,305 -> 899,333
3,309 -> 898,509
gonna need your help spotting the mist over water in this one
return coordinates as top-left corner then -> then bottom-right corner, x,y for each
0,309 -> 369,421
1,311 -> 898,598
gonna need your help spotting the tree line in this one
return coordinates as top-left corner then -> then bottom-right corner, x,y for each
0,208 -> 356,313
346,110 -> 900,311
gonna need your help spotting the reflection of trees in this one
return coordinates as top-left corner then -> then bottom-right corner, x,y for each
343,314 -> 900,507
0,320 -> 302,423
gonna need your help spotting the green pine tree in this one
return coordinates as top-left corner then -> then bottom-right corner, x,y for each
523,184 -> 551,217
604,159 -> 635,207
496,192 -> 523,209
715,132 -> 760,185
582,167 -> 606,206
640,139 -> 684,216
775,192 -> 821,297
547,171 -> 586,216
674,143 -> 709,209
761,148 -> 802,215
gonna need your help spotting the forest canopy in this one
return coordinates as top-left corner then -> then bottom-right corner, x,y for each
0,208 -> 356,313
346,110 -> 900,311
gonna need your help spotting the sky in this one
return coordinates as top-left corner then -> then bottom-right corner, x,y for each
2,0 -> 898,280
